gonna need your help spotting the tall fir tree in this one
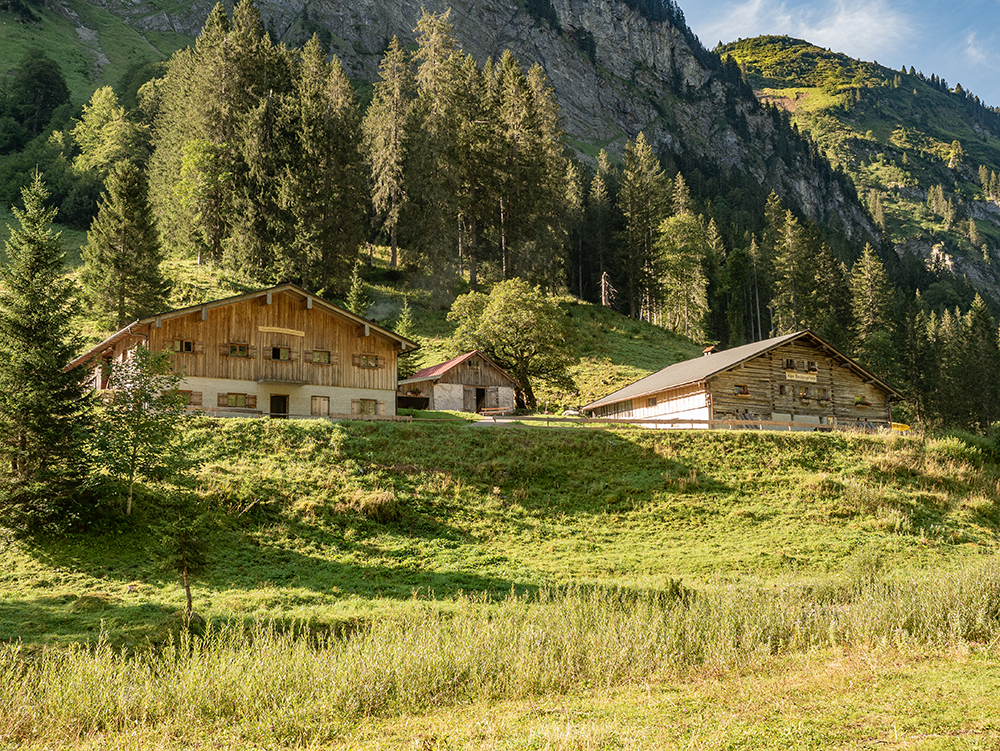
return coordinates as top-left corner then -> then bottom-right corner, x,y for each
81,160 -> 169,329
850,243 -> 897,379
363,36 -> 413,269
619,132 -> 667,320
0,173 -> 91,526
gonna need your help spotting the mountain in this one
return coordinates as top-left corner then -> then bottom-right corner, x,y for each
19,0 -> 875,247
721,36 -> 1000,307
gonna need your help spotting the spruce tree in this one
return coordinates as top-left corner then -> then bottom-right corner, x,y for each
619,132 -> 667,320
850,244 -> 897,378
0,173 -> 90,527
363,36 -> 413,269
81,161 -> 169,329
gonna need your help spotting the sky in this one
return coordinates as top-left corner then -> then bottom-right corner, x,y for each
682,0 -> 1000,108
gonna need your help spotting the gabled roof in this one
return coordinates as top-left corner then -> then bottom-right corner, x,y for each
582,330 -> 902,411
67,283 -> 419,371
398,349 -> 519,387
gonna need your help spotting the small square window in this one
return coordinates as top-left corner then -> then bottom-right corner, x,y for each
807,361 -> 817,372
784,359 -> 796,370
734,384 -> 749,396
855,395 -> 871,407
358,354 -> 379,369
779,384 -> 786,396
272,347 -> 290,361
818,388 -> 829,400
360,398 -> 377,415
312,350 -> 330,364
229,344 -> 249,358
647,397 -> 657,407
173,340 -> 194,353
468,358 -> 481,369
174,390 -> 192,405
227,393 -> 247,408
799,386 -> 810,399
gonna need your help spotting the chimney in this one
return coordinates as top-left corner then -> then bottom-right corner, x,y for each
703,345 -> 718,357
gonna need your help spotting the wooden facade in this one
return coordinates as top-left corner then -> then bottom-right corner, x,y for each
69,284 -> 418,418
584,331 -> 900,429
398,351 -> 519,413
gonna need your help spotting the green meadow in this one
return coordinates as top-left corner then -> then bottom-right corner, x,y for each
3,419 -> 1000,748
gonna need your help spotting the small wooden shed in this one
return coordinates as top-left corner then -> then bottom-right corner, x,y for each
582,330 -> 902,429
397,350 -> 519,413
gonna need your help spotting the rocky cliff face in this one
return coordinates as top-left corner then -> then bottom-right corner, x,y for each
92,0 -> 874,241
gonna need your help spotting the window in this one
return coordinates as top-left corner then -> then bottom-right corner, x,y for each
807,360 -> 818,372
784,358 -> 796,370
311,396 -> 330,416
855,395 -> 871,407
358,354 -> 379,369
229,344 -> 249,358
271,347 -> 290,361
799,386 -> 810,399
172,339 -> 194,353
779,384 -> 786,396
359,399 -> 377,415
312,350 -> 330,364
468,358 -> 481,369
734,384 -> 749,396
227,393 -> 248,408
173,390 -> 193,405
647,397 -> 657,407
818,388 -> 829,400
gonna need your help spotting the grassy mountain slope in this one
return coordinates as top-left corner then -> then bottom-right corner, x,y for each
0,0 -> 191,104
721,36 -> 1000,305
3,419 -> 998,647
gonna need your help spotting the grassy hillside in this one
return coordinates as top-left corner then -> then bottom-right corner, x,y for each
3,419 -> 1000,747
4,419 -> 998,647
721,36 -> 1000,306
0,0 -> 191,105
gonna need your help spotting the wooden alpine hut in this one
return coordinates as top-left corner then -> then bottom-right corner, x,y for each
397,350 -> 519,413
582,330 -> 902,429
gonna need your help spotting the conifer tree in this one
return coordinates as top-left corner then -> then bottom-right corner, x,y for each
277,39 -> 367,295
72,87 -> 149,176
850,244 -> 897,378
0,173 -> 90,526
657,211 -> 710,338
81,161 -> 169,329
587,150 -> 618,291
363,36 -> 413,269
619,132 -> 667,320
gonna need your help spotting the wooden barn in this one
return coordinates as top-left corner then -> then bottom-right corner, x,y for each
67,283 -> 418,418
397,351 -> 519,413
582,330 -> 902,429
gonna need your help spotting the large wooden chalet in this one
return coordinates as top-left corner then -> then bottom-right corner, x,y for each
397,350 -> 518,413
68,283 -> 418,418
582,330 -> 902,429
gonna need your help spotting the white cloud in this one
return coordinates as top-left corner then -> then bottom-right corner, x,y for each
697,0 -> 914,61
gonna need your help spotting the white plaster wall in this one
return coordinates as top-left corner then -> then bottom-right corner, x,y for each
433,383 -> 466,411
498,386 -> 515,411
177,376 -> 397,417
638,405 -> 711,429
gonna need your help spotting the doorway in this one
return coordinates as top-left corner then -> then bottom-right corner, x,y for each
270,394 -> 288,418
475,388 -> 486,412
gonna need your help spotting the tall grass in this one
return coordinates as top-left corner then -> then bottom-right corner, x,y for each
4,557 -> 1000,746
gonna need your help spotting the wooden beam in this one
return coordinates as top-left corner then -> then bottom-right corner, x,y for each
201,307 -> 208,321
357,323 -> 370,338
266,290 -> 272,305
306,297 -> 313,310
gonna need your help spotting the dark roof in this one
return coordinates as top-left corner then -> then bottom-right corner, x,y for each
67,283 -> 419,371
582,330 -> 901,411
398,349 -> 519,387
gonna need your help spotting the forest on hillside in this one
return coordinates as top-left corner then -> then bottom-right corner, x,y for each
0,1 -> 999,432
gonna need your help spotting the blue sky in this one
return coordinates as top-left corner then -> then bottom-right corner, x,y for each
682,0 -> 1000,108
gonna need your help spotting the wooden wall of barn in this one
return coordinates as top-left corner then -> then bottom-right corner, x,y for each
435,358 -> 517,388
142,291 -> 398,391
709,342 -> 891,424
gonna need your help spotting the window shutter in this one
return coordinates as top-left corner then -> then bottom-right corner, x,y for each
217,393 -> 228,407
194,341 -> 206,354
190,391 -> 203,406
248,345 -> 257,358
377,400 -> 385,415
247,395 -> 257,409
219,344 -> 229,357
304,350 -> 313,363
290,350 -> 299,362
377,355 -> 385,369
351,399 -> 360,415
352,354 -> 361,367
